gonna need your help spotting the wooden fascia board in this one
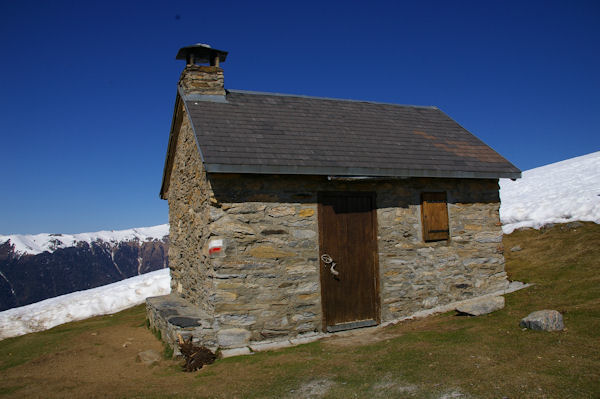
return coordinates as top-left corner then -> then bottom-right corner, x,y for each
159,92 -> 184,200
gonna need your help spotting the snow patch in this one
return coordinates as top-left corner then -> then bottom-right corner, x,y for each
500,151 -> 600,234
0,224 -> 169,256
0,269 -> 170,340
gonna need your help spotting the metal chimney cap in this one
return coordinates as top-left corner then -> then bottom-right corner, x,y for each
176,44 -> 228,63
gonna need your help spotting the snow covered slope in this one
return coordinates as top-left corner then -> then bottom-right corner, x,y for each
500,151 -> 600,234
0,269 -> 170,340
0,224 -> 169,256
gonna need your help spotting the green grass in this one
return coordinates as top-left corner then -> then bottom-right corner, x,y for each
0,386 -> 23,396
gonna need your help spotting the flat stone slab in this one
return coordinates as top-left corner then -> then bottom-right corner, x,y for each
147,294 -> 213,324
520,310 -> 564,331
250,340 -> 293,352
456,296 -> 505,316
506,281 -> 529,292
217,328 -> 251,348
220,347 -> 252,358
168,316 -> 203,328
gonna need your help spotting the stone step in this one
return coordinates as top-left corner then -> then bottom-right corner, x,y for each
146,294 -> 217,355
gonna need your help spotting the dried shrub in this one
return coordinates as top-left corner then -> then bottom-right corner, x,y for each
177,335 -> 216,372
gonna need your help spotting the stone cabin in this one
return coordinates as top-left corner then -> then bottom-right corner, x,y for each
147,44 -> 521,353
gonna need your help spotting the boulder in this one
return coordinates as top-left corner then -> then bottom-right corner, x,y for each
456,296 -> 505,316
520,310 -> 564,331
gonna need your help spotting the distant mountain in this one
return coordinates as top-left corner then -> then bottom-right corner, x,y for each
0,225 -> 169,311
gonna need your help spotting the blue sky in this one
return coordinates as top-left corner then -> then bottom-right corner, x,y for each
1,0 -> 598,234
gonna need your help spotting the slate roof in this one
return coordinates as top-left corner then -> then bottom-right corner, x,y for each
161,89 -> 521,197
181,90 -> 520,177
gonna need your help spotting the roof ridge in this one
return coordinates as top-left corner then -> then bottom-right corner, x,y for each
226,89 -> 438,110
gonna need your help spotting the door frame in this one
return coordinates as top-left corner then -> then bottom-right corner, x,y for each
317,191 -> 381,332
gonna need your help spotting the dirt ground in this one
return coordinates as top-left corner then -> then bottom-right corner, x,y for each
0,305 -> 457,399
0,315 -> 191,398
0,309 -> 487,398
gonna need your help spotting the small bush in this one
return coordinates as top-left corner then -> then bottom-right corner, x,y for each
178,335 -> 216,372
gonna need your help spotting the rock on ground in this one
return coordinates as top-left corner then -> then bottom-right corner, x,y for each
136,349 -> 161,366
456,296 -> 505,316
371,373 -> 418,397
520,310 -> 564,331
286,379 -> 335,399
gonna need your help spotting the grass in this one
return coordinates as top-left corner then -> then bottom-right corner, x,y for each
0,222 -> 599,398
0,305 -> 144,372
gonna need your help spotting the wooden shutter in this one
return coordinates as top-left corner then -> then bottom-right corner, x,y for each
421,192 -> 449,242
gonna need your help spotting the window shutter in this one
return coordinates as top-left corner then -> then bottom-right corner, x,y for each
421,192 -> 449,241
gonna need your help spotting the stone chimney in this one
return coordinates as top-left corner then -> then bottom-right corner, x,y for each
176,44 -> 228,96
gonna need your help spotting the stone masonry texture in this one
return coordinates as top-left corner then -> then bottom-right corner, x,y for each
149,103 -> 509,351
178,65 -> 225,96
166,103 -> 214,314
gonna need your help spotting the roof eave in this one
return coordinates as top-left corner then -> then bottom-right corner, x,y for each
204,163 -> 522,180
160,86 -> 213,200
159,92 -> 183,200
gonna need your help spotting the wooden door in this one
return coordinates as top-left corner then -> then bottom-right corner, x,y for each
318,192 -> 379,332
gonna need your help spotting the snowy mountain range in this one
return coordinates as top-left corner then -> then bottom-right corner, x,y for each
0,224 -> 169,256
0,225 -> 169,311
0,151 -> 599,340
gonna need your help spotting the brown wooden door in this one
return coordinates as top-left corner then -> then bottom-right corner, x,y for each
318,192 -> 379,332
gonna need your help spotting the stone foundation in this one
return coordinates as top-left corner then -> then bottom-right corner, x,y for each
146,281 -> 528,357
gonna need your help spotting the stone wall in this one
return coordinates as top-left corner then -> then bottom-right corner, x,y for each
374,178 -> 508,321
178,65 -> 225,96
164,143 -> 507,348
166,104 -> 214,315
206,176 -> 322,345
199,175 -> 507,346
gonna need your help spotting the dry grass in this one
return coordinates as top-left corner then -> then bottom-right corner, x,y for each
0,222 -> 599,398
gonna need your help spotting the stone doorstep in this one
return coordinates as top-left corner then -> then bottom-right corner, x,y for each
147,281 -> 532,359
146,294 -> 217,355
